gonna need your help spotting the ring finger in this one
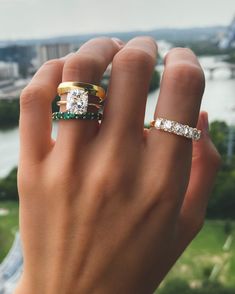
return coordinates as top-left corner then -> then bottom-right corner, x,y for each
55,37 -> 122,149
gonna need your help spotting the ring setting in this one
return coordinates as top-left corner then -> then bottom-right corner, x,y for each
53,82 -> 106,121
150,118 -> 201,141
65,88 -> 89,115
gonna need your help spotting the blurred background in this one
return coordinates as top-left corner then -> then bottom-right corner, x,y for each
0,0 -> 235,293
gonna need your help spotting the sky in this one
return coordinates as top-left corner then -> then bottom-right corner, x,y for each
0,0 -> 234,40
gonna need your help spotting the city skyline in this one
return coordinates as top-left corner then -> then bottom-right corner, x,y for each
0,0 -> 234,41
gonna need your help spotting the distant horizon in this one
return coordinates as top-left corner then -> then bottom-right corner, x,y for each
0,24 -> 227,44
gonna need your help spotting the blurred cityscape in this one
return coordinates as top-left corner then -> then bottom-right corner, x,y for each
0,16 -> 234,101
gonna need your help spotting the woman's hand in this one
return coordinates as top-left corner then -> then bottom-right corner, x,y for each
15,37 -> 220,294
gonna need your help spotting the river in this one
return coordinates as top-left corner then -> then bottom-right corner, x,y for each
0,56 -> 234,178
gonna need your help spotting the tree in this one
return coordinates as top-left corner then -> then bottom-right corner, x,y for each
0,167 -> 18,201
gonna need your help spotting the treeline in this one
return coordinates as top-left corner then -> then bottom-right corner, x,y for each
207,121 -> 235,219
0,99 -> 19,128
0,121 -> 235,220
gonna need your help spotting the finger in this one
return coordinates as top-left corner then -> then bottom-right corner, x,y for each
19,58 -> 65,162
147,48 -> 205,202
56,37 -> 122,148
101,36 -> 157,137
151,112 -> 221,283
178,111 -> 221,242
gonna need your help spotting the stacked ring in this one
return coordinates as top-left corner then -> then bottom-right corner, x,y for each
150,117 -> 201,141
52,82 -> 106,121
52,111 -> 103,121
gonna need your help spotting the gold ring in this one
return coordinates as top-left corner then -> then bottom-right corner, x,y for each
57,82 -> 106,100
57,100 -> 102,109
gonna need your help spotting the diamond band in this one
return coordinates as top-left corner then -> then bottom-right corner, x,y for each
150,118 -> 201,141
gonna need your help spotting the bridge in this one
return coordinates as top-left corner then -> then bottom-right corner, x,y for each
156,63 -> 235,80
203,63 -> 235,79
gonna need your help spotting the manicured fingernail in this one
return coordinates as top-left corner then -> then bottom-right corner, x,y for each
111,37 -> 124,47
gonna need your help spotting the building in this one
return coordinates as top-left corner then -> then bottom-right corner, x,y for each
0,62 -> 19,81
218,16 -> 235,49
37,43 -> 73,67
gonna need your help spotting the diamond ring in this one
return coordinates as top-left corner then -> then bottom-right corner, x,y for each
57,88 -> 104,116
150,118 -> 201,141
57,81 -> 106,101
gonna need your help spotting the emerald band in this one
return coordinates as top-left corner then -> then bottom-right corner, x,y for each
52,111 -> 102,121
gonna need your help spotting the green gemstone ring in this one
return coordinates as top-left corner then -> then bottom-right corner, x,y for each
52,111 -> 102,121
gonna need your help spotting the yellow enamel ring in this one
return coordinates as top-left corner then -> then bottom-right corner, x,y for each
57,82 -> 106,100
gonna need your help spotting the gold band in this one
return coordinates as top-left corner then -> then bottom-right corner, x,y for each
57,100 -> 102,109
57,82 -> 106,100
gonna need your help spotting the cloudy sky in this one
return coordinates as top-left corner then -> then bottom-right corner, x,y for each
0,0 -> 234,40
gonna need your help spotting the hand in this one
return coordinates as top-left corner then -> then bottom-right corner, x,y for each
14,37 -> 220,294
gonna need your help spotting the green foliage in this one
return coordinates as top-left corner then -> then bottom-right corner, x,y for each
206,121 -> 235,219
0,167 -> 18,201
158,279 -> 191,294
224,52 -> 235,64
0,99 -> 20,128
149,69 -> 160,93
224,220 -> 233,235
210,121 -> 229,157
0,201 -> 19,261
158,279 -> 235,294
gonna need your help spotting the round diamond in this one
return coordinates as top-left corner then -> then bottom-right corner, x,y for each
192,129 -> 201,141
163,120 -> 173,131
174,123 -> 183,135
183,126 -> 190,137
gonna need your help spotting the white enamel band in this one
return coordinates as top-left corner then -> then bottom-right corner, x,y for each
150,118 -> 201,141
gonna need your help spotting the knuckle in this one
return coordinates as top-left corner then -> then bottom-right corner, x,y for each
87,36 -> 112,45
65,53 -> 103,77
113,48 -> 155,72
165,62 -> 205,93
43,58 -> 62,68
20,84 -> 46,108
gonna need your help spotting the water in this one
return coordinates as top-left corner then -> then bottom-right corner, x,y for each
0,56 -> 234,178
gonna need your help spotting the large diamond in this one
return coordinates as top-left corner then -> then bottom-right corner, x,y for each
66,89 -> 88,114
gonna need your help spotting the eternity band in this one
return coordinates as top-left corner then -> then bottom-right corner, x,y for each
150,118 -> 201,141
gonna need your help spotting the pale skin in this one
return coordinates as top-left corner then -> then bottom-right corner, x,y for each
14,36 -> 221,294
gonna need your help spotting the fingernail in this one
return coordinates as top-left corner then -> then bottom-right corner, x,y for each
111,37 -> 124,47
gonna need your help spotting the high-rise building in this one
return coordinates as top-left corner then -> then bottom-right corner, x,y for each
37,43 -> 73,67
